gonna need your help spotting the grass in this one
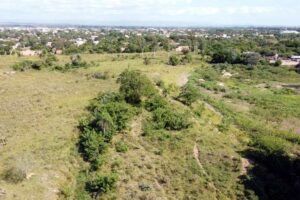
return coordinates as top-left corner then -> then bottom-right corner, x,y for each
0,52 -> 200,199
2,52 -> 298,199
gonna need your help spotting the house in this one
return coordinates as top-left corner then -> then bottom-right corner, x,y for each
20,49 -> 41,56
291,56 -> 300,62
175,46 -> 190,52
75,38 -> 87,46
281,30 -> 299,34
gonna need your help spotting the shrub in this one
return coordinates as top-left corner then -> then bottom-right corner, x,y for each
117,70 -> 157,104
144,95 -> 168,111
89,72 -> 110,80
152,107 -> 191,130
178,84 -> 199,106
12,60 -> 33,71
44,54 -> 58,66
3,166 -> 26,183
86,174 -> 118,196
274,60 -> 282,67
168,55 -> 180,66
143,57 -> 151,65
79,129 -> 108,168
115,141 -> 128,153
181,53 -> 192,64
100,102 -> 138,131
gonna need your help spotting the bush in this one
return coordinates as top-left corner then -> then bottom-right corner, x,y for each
117,70 -> 157,104
143,57 -> 151,65
3,166 -> 26,183
79,129 -> 108,168
12,60 -> 33,71
181,53 -> 192,64
144,95 -> 168,111
152,107 -> 191,130
44,54 -> 58,66
86,174 -> 118,196
274,60 -> 282,67
178,84 -> 199,106
168,55 -> 180,66
89,71 -> 110,80
115,141 -> 128,153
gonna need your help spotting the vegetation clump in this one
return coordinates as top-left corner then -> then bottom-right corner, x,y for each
85,174 -> 118,197
117,70 -> 157,105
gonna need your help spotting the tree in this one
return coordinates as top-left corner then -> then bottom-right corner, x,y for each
117,70 -> 156,104
211,48 -> 239,64
242,52 -> 261,66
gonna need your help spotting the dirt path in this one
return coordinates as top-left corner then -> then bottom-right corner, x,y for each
193,143 -> 207,175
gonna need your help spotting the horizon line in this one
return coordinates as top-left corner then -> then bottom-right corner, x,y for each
0,21 -> 299,29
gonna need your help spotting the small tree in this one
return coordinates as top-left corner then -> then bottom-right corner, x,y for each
117,70 -> 156,104
243,52 -> 261,66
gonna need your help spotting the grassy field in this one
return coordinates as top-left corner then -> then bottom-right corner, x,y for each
0,52 -> 201,199
0,52 -> 299,200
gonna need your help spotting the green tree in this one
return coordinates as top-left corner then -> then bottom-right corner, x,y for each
117,70 -> 156,104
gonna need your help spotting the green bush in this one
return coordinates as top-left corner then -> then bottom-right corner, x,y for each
100,102 -> 138,131
181,53 -> 192,64
152,107 -> 191,130
115,141 -> 128,153
118,70 -> 157,104
86,174 -> 118,196
79,129 -> 107,168
178,84 -> 199,106
12,60 -> 33,71
168,55 -> 180,66
274,60 -> 282,67
144,95 -> 168,111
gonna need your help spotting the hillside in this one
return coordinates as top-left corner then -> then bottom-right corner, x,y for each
0,52 -> 300,200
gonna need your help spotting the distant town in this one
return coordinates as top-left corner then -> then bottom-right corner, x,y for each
0,26 -> 299,67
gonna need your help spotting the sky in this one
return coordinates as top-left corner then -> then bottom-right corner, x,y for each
0,0 -> 299,27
